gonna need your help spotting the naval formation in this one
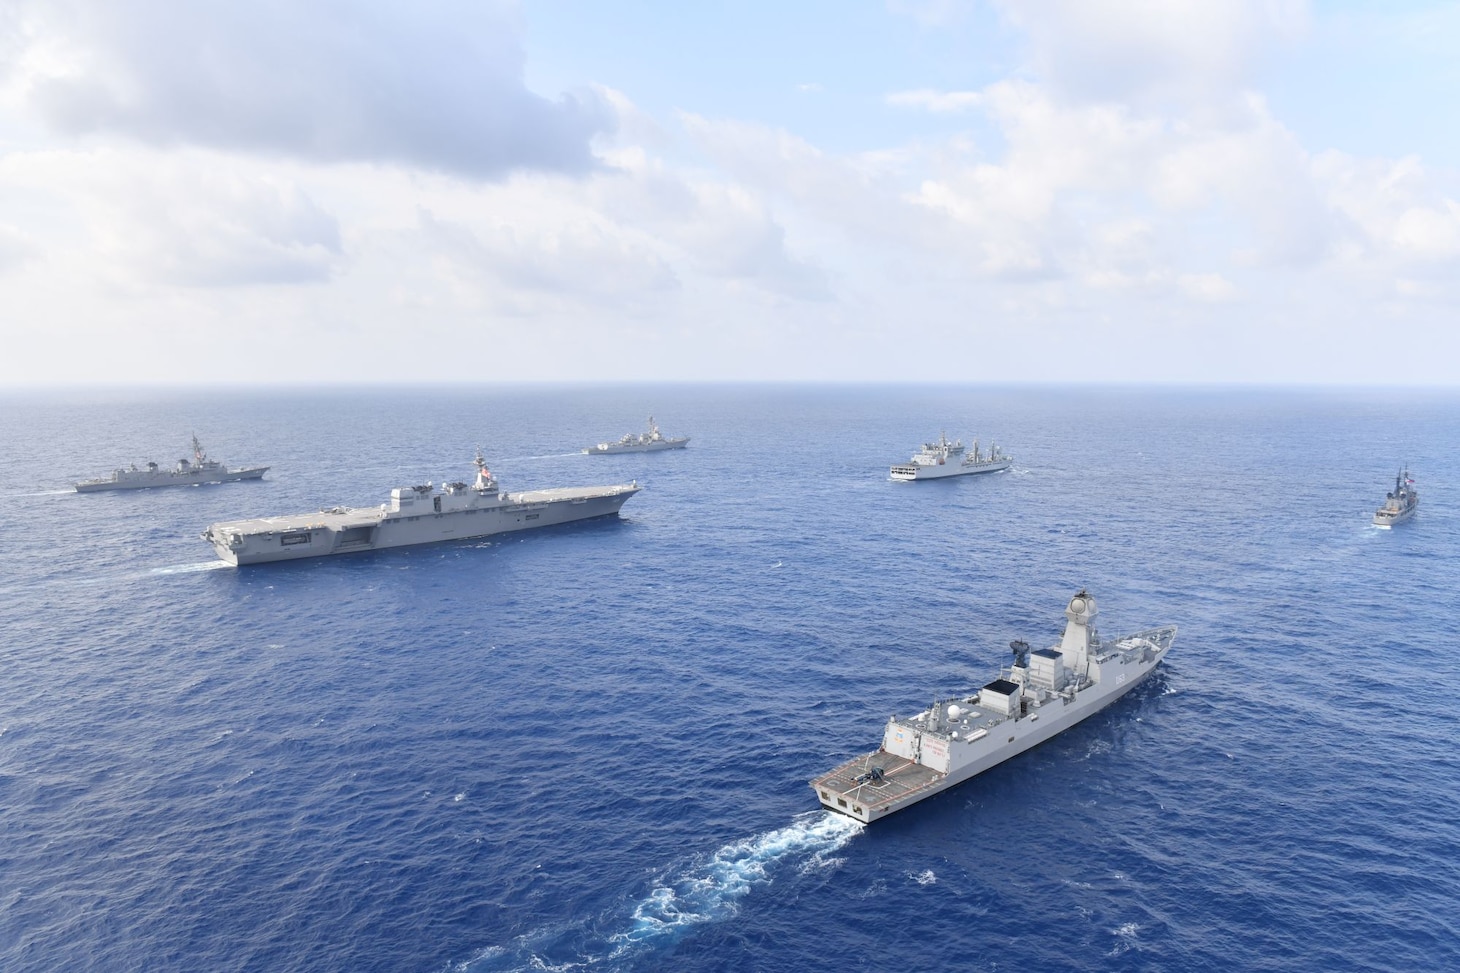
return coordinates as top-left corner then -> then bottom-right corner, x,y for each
71,416 -> 1421,822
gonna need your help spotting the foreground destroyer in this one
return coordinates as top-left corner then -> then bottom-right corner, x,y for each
76,435 -> 268,493
584,416 -> 689,454
812,590 -> 1175,823
1372,469 -> 1418,527
202,452 -> 639,566
890,432 -> 1010,481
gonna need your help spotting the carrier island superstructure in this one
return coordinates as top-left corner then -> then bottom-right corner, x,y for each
202,452 -> 639,566
811,590 -> 1175,823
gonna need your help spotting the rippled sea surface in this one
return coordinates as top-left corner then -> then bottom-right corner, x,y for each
2,385 -> 1457,973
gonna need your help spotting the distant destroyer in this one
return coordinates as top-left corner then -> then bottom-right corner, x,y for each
584,416 -> 689,454
76,435 -> 268,493
202,451 -> 639,565
812,590 -> 1175,823
890,432 -> 1010,481
1372,469 -> 1418,527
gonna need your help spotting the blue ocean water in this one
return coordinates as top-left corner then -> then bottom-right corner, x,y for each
1,384 -> 1457,973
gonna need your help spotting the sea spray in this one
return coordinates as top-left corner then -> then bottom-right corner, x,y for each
459,812 -> 861,972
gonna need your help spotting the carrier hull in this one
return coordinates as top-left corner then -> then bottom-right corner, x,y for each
204,486 -> 636,565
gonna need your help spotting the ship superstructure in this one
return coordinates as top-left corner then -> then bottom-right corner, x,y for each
1372,469 -> 1418,527
202,451 -> 638,565
890,432 -> 1010,481
811,590 -> 1175,823
584,416 -> 689,454
76,435 -> 269,492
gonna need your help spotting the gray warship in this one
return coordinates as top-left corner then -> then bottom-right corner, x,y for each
890,432 -> 1011,481
1372,469 -> 1418,527
584,416 -> 689,454
76,435 -> 269,492
811,590 -> 1175,823
201,451 -> 639,565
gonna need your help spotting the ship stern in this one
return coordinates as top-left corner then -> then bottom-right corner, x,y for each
201,526 -> 242,566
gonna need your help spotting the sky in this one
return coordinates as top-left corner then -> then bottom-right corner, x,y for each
0,0 -> 1457,387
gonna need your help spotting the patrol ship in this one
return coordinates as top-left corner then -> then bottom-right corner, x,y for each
1372,469 -> 1418,527
890,432 -> 1010,480
76,435 -> 268,492
201,451 -> 639,565
584,416 -> 689,454
811,590 -> 1175,823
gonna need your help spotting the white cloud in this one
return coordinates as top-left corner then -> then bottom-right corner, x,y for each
885,89 -> 982,113
1391,200 -> 1460,261
0,224 -> 37,274
1178,272 -> 1237,302
1,148 -> 341,287
413,205 -> 679,311
0,3 -> 1457,386
991,0 -> 1312,109
3,0 -> 611,179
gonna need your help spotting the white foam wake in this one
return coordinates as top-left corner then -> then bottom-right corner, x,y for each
456,811 -> 862,972
148,560 -> 233,576
614,811 -> 862,950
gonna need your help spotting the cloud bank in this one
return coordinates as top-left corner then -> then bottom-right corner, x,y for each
4,0 -> 611,178
0,0 -> 1456,385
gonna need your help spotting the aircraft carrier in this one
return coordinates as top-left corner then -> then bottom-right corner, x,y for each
202,451 -> 638,565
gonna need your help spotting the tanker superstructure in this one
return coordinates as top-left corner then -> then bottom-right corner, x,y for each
76,435 -> 268,492
890,432 -> 1010,481
202,452 -> 638,566
811,590 -> 1175,823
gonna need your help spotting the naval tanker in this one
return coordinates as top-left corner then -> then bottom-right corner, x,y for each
202,451 -> 639,566
890,432 -> 1010,481
811,590 -> 1175,823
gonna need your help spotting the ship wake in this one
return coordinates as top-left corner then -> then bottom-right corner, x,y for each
453,811 -> 861,972
148,560 -> 234,576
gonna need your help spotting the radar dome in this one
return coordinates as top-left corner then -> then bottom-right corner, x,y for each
947,704 -> 962,720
